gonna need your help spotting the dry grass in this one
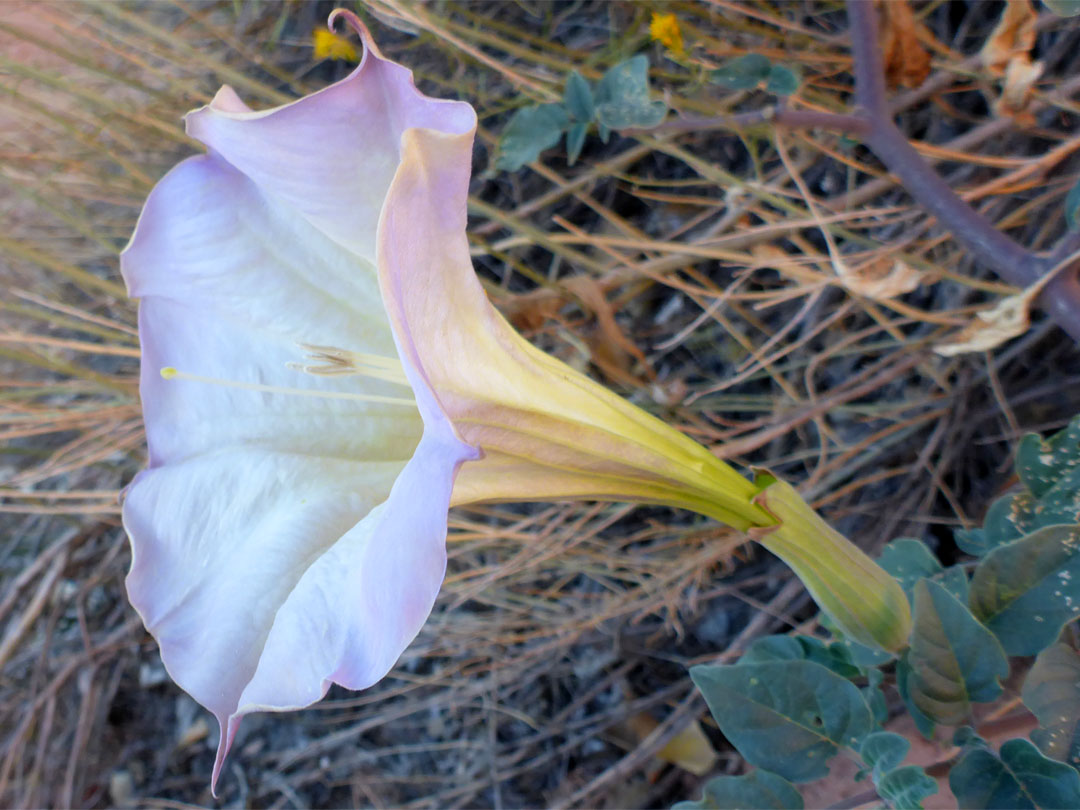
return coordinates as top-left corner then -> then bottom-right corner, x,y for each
1,1 -> 1079,807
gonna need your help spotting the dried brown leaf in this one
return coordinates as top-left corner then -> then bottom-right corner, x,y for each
880,0 -> 933,88
994,55 -> 1044,125
934,289 -> 1036,355
981,0 -> 1038,75
839,257 -> 927,301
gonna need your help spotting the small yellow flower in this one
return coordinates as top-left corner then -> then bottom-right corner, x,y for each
312,28 -> 359,62
650,11 -> 684,55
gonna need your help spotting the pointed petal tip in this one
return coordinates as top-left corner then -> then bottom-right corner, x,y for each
209,715 -> 235,798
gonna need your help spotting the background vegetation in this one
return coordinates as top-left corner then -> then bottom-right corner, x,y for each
1,1 -> 1079,807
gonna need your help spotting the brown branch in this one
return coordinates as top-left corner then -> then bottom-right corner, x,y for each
845,1 -> 1080,342
663,5 -> 1080,343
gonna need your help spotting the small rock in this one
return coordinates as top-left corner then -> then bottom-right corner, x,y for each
109,770 -> 136,808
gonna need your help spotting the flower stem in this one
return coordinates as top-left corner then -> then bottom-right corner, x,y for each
748,473 -> 912,653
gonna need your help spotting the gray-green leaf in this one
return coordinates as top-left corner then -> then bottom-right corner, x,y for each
878,538 -> 968,603
740,635 -> 860,679
766,65 -> 800,96
969,524 -> 1080,656
1016,416 -> 1080,498
495,103 -> 569,171
949,738 -> 1080,809
1022,643 -> 1080,767
672,769 -> 804,810
566,123 -> 587,166
1044,0 -> 1080,16
908,579 -> 1008,725
563,70 -> 594,122
710,53 -> 772,90
878,766 -> 938,810
860,732 -> 909,779
594,55 -> 667,130
690,660 -> 873,783
897,651 -> 936,739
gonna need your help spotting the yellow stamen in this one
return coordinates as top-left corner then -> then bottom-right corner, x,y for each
159,366 -> 415,407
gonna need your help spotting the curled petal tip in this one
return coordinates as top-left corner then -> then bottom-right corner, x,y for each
327,8 -> 375,53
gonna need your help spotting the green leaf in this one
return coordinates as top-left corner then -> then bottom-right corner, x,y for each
1022,643 -> 1080,767
563,70 -> 594,122
1016,416 -> 1080,498
864,668 -> 889,728
834,636 -> 894,668
672,769 -> 804,810
878,538 -> 968,603
963,470 -> 1080,559
897,652 -> 936,739
690,660 -> 873,783
955,526 -> 993,557
740,635 -> 805,664
816,604 -> 895,668
878,766 -> 938,809
969,524 -> 1080,656
859,732 -> 937,808
566,123 -> 587,166
765,65 -> 800,96
953,726 -> 987,751
1030,466 -> 1080,529
908,579 -> 1008,725
495,103 -> 569,171
797,638 -> 861,680
958,416 -> 1080,557
949,738 -> 1080,809
972,489 -> 1041,555
710,53 -> 772,90
860,732 -> 909,779
1044,0 -> 1080,15
1064,177 -> 1080,229
741,635 -> 861,679
594,55 -> 667,130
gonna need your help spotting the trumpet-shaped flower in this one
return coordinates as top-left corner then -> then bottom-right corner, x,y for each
122,10 -> 910,791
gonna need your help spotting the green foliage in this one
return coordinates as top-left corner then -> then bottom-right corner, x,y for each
680,417 -> 1080,808
563,70 -> 594,122
1044,0 -> 1080,15
496,57 -> 666,170
878,537 -> 968,603
710,53 -> 771,89
957,415 -> 1080,556
690,660 -> 873,783
949,738 -> 1080,809
818,612 -> 894,668
969,524 -> 1080,656
1022,644 -> 1080,767
765,65 -> 800,96
566,123 -> 587,166
857,731 -> 938,808
672,770 -> 803,810
896,651 -> 937,739
906,580 -> 1008,725
859,731 -> 909,778
1017,416 -> 1080,498
495,104 -> 569,171
710,53 -> 800,95
740,634 -> 861,679
594,55 -> 667,130
863,668 -> 889,727
877,766 -> 938,809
